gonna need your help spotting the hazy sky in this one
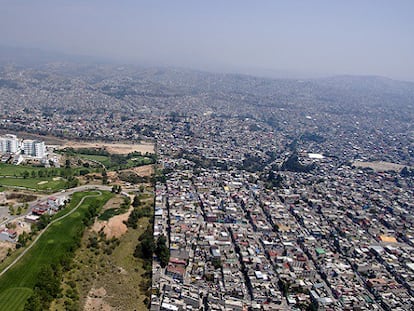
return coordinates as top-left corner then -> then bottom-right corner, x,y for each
1,0 -> 414,80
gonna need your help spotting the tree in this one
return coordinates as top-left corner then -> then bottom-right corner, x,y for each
23,293 -> 42,311
401,167 -> 414,177
134,226 -> 155,261
278,279 -> 291,297
79,169 -> 90,176
24,264 -> 62,310
34,265 -> 62,307
110,154 -> 128,166
111,184 -> 122,194
65,176 -> 79,189
212,258 -> 222,269
6,222 -> 16,229
102,170 -> 108,185
281,152 -> 315,173
18,231 -> 30,247
264,171 -> 283,189
125,209 -> 139,229
155,235 -> 170,268
132,195 -> 141,208
37,214 -> 51,230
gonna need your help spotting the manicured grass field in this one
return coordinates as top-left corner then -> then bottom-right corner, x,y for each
78,154 -> 112,167
0,163 -> 89,192
0,288 -> 32,311
0,163 -> 94,177
0,177 -> 67,191
0,191 -> 113,311
0,163 -> 71,177
0,163 -> 46,176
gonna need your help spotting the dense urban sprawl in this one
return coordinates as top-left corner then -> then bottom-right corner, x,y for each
1,63 -> 414,310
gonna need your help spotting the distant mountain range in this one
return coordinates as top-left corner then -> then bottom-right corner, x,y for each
0,45 -> 413,110
0,45 -> 108,66
315,75 -> 414,96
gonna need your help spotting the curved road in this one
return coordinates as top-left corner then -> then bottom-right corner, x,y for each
0,185 -> 113,227
0,190 -> 103,277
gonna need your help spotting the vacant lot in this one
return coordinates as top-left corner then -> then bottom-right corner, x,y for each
62,141 -> 154,155
0,191 -> 113,311
52,213 -> 151,310
132,164 -> 155,177
77,153 -> 154,171
353,161 -> 406,172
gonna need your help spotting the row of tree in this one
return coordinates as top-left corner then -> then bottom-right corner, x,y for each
124,195 -> 151,228
19,167 -> 76,179
24,265 -> 62,311
134,229 -> 170,268
128,193 -> 170,268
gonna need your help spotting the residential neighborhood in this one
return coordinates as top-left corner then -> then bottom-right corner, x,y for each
0,64 -> 413,310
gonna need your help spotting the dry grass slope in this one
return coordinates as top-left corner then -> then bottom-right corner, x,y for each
52,205 -> 152,310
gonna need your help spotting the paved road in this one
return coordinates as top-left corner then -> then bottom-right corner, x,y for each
0,191 -> 103,277
0,185 -> 112,227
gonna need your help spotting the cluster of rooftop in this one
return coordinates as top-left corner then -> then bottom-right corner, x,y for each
150,112 -> 413,310
0,64 -> 413,310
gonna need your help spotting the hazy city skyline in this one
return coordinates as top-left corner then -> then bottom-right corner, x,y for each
1,0 -> 414,80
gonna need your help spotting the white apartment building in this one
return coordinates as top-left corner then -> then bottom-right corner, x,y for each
23,140 -> 46,158
0,134 -> 20,154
